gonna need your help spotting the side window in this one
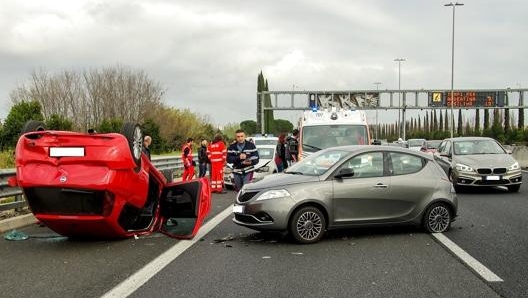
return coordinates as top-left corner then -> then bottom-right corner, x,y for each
341,152 -> 384,178
438,141 -> 451,155
389,152 -> 425,175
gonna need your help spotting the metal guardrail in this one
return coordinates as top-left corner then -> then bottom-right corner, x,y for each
0,156 -> 183,213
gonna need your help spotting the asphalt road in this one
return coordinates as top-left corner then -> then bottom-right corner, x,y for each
0,172 -> 526,298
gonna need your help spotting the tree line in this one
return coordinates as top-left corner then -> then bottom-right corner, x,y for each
0,67 -> 296,156
372,108 -> 527,144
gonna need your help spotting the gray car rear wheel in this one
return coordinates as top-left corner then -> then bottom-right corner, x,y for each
289,206 -> 325,244
423,203 -> 451,233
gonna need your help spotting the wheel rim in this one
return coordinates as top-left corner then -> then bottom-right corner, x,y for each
427,206 -> 450,232
132,126 -> 142,160
296,211 -> 323,241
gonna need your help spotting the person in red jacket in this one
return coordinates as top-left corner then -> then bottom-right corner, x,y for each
207,134 -> 227,193
181,137 -> 195,181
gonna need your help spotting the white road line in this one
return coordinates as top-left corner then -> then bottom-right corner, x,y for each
432,233 -> 503,282
100,206 -> 233,298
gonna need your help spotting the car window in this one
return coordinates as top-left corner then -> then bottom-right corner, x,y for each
439,141 -> 451,155
257,147 -> 274,159
340,152 -> 384,178
389,152 -> 425,175
427,140 -> 441,149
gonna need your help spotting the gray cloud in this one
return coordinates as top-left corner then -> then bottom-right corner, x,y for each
1,0 -> 526,126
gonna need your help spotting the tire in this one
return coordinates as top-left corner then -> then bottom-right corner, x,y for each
289,206 -> 326,244
423,203 -> 452,233
21,120 -> 46,134
507,184 -> 521,193
120,122 -> 143,171
449,170 -> 461,192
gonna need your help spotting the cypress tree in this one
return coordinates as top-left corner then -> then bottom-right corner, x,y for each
444,109 -> 449,132
475,108 -> 481,135
483,109 -> 490,130
457,109 -> 463,136
439,110 -> 443,132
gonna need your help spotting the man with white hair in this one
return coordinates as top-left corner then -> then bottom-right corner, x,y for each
143,135 -> 152,161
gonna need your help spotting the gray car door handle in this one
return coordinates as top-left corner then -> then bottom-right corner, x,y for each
374,183 -> 388,188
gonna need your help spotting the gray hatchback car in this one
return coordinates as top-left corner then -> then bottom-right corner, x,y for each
233,146 -> 458,244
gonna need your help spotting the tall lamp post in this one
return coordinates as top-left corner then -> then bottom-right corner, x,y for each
373,82 -> 382,140
394,58 -> 405,140
445,2 -> 463,139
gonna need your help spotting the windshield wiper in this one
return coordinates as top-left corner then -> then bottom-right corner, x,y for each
302,143 -> 322,151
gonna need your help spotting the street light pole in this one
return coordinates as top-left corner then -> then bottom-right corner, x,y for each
373,82 -> 382,140
445,2 -> 463,139
394,58 -> 405,140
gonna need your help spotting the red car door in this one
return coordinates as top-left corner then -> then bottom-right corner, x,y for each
158,177 -> 211,239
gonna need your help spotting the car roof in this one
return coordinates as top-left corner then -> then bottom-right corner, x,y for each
319,145 -> 435,161
444,136 -> 495,141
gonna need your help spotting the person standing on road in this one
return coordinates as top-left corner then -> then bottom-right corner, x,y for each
142,135 -> 152,161
286,129 -> 299,165
181,137 -> 195,181
207,134 -> 227,193
227,129 -> 259,191
198,138 -> 210,178
275,133 -> 288,172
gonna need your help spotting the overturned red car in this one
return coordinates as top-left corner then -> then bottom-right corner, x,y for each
9,120 -> 211,239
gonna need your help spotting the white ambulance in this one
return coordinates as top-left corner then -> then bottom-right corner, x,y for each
298,107 -> 371,160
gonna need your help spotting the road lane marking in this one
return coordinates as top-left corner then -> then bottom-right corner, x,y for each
101,206 -> 233,298
432,233 -> 503,282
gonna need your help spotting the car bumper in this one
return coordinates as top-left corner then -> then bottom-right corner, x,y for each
232,197 -> 296,231
453,171 -> 522,187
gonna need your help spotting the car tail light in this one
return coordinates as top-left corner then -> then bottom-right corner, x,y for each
102,192 -> 115,216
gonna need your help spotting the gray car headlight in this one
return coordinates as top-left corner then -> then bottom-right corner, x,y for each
508,161 -> 520,171
455,163 -> 474,172
256,189 -> 290,201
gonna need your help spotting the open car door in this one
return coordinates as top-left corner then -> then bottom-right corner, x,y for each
158,177 -> 211,239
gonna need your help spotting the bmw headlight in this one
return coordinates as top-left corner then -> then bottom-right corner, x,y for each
455,163 -> 474,172
508,161 -> 520,171
256,189 -> 290,201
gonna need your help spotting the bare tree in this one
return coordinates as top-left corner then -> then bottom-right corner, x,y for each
10,65 -> 165,131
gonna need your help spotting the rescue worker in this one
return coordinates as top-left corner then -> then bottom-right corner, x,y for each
207,134 -> 227,193
181,137 -> 195,181
227,129 -> 259,191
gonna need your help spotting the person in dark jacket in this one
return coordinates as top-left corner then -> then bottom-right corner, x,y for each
275,133 -> 288,172
198,139 -> 209,178
226,129 -> 259,191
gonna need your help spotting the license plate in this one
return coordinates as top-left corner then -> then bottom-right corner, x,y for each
485,175 -> 500,181
49,147 -> 85,157
232,205 -> 244,214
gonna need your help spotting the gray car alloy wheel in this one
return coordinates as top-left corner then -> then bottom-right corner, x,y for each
290,207 -> 326,244
424,203 -> 451,233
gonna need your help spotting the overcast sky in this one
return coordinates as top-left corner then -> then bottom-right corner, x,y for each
0,0 -> 526,127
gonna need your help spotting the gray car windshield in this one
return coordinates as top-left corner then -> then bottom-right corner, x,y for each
285,149 -> 347,176
453,140 -> 506,155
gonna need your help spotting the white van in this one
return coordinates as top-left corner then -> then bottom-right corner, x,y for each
298,107 -> 370,160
